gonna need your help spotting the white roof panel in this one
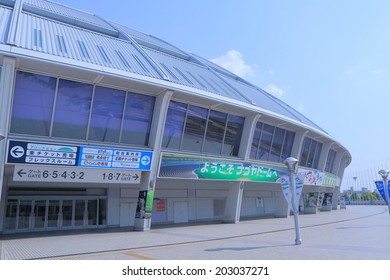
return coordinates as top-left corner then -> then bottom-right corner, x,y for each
0,5 -> 12,43
14,12 -> 163,78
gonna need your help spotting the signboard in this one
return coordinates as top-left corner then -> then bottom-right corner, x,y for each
78,146 -> 152,170
7,141 -> 78,166
280,175 -> 293,211
7,140 -> 152,171
294,173 -> 305,207
135,190 -> 154,219
374,180 -> 390,203
13,165 -> 141,184
159,153 -> 286,182
280,173 -> 305,211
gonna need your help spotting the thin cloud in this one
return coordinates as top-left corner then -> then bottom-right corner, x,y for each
264,83 -> 286,98
210,49 -> 254,77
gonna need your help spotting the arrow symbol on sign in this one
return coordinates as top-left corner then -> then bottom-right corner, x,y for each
17,169 -> 27,177
132,173 -> 139,181
11,146 -> 25,158
141,156 -> 150,166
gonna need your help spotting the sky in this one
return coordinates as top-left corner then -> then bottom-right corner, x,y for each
52,0 -> 390,191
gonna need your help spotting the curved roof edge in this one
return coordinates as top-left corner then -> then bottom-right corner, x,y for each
0,0 -> 352,164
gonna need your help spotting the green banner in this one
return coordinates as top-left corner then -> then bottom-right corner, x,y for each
159,153 -> 287,182
194,163 -> 280,182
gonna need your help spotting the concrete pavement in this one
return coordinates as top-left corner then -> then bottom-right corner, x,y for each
1,205 -> 389,260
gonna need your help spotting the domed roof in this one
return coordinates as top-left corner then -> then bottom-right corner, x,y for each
0,0 -> 326,134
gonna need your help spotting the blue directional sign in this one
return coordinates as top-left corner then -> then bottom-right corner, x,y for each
78,146 -> 153,171
374,180 -> 390,203
7,141 -> 78,166
7,140 -> 153,171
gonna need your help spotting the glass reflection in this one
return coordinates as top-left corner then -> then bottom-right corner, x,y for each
52,79 -> 93,139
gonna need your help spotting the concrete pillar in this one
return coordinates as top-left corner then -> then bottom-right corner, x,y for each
290,130 -> 308,160
332,187 -> 341,210
133,90 -> 173,231
0,57 -> 16,232
238,113 -> 261,159
317,142 -> 333,171
333,151 -> 345,176
223,182 -> 244,223
222,114 -> 260,223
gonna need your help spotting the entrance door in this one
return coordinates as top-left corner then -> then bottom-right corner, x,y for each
87,200 -> 98,226
74,200 -> 86,227
47,200 -> 60,228
18,200 -> 32,229
33,200 -> 46,229
61,200 -> 73,227
173,202 -> 189,223
4,197 -> 106,233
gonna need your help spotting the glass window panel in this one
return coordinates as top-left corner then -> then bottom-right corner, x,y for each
250,122 -> 263,159
33,200 -> 46,229
313,142 -> 323,169
121,92 -> 155,146
269,127 -> 285,162
52,79 -> 93,139
281,131 -> 295,161
47,200 -> 60,228
222,115 -> 244,156
307,140 -> 317,168
5,199 -> 18,230
87,200 -> 97,226
99,199 -> 107,225
75,200 -> 85,226
62,200 -> 73,227
88,86 -> 125,142
162,101 -> 187,150
11,71 -> 56,136
203,110 -> 227,154
182,105 -> 208,152
258,123 -> 274,161
18,200 -> 32,229
300,137 -> 323,169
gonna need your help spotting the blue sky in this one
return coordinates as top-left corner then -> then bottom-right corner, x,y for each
54,0 -> 390,190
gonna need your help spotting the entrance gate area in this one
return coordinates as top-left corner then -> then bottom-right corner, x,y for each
4,197 -> 107,233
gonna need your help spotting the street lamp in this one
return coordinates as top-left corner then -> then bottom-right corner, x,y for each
284,156 -> 302,245
378,169 -> 390,215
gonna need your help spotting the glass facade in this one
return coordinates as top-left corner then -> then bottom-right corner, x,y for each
300,137 -> 323,169
250,122 -> 295,163
11,71 -> 56,136
162,101 -> 244,156
10,71 -> 155,147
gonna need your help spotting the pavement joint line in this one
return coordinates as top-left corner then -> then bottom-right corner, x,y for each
26,207 -> 387,260
121,251 -> 158,260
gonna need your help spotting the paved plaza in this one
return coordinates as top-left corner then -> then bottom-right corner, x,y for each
1,205 -> 390,260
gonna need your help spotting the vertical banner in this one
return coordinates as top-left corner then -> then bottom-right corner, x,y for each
280,175 -> 293,211
294,173 -> 305,208
136,190 -> 154,219
374,180 -> 390,203
145,190 -> 154,217
136,191 -> 147,219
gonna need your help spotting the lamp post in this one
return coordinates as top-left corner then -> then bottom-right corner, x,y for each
284,156 -> 302,245
378,169 -> 390,215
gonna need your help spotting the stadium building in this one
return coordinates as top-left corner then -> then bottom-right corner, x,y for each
0,0 -> 351,234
